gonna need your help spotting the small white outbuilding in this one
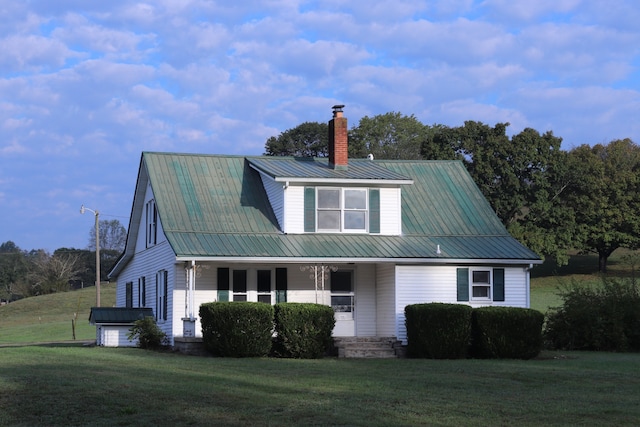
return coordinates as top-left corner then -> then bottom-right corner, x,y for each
89,307 -> 154,347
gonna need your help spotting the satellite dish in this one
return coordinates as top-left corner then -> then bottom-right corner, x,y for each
367,153 -> 374,161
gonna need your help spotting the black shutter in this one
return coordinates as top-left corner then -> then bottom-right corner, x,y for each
304,187 -> 316,232
141,276 -> 146,306
163,270 -> 168,321
457,268 -> 469,302
126,282 -> 133,308
369,189 -> 380,233
276,267 -> 287,303
493,268 -> 505,301
217,267 -> 229,302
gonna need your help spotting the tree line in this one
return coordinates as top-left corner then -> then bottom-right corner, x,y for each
265,112 -> 640,272
0,220 -> 126,302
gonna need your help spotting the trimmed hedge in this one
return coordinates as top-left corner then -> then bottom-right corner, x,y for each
273,303 -> 335,358
471,306 -> 544,359
200,302 -> 274,357
405,303 -> 473,359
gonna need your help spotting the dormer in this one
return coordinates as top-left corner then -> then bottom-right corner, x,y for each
250,106 -> 413,236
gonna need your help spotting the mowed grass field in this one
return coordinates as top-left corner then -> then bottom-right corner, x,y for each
1,254 -> 639,426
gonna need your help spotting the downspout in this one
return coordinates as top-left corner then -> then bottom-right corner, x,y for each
526,264 -> 532,308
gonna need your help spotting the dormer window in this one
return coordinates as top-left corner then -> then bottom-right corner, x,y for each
305,187 -> 379,233
317,188 -> 367,232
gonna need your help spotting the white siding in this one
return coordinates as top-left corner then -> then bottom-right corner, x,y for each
355,264 -> 376,337
116,239 -> 177,344
284,185 -> 305,234
379,187 -> 402,235
283,185 -> 402,235
501,267 -> 529,308
97,325 -> 137,347
394,265 -> 530,343
258,172 -> 285,231
135,184 -> 167,249
375,264 -> 396,337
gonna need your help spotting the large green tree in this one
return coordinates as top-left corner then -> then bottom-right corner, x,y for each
564,139 -> 640,272
438,122 -> 573,265
348,112 -> 429,160
264,121 -> 328,157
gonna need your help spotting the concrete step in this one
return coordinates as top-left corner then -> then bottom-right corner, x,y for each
341,347 -> 397,358
334,337 -> 403,358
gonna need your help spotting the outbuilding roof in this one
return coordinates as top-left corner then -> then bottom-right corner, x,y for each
89,307 -> 154,324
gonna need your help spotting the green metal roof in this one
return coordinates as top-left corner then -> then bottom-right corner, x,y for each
249,156 -> 413,182
110,152 -> 540,277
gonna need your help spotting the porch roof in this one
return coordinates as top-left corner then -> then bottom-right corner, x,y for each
167,233 -> 539,262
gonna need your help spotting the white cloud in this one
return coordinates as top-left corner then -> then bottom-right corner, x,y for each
0,0 -> 639,251
0,34 -> 77,71
481,0 -> 581,22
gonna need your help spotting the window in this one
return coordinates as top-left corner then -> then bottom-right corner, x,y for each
257,270 -> 271,303
146,199 -> 157,247
471,270 -> 491,300
317,188 -> 367,232
457,268 -> 505,302
217,268 -> 287,303
138,277 -> 146,307
156,270 -> 168,321
233,270 -> 247,302
331,271 -> 354,319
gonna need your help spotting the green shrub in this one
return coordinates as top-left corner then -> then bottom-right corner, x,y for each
544,278 -> 640,352
405,303 -> 473,359
272,303 -> 335,358
470,306 -> 544,359
127,316 -> 168,350
200,302 -> 274,357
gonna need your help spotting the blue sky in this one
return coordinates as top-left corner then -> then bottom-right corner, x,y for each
1,0 -> 639,252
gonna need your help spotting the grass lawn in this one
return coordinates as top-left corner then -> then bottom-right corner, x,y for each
1,252 -> 639,425
0,283 -> 116,344
0,345 -> 639,426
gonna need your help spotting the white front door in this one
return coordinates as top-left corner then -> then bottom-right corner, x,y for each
331,270 -> 355,336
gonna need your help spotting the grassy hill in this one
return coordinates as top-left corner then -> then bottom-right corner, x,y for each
1,250 -> 637,344
0,283 -> 116,344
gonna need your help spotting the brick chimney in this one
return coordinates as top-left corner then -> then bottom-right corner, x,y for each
328,104 -> 348,170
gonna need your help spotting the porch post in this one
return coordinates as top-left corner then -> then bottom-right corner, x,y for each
182,260 -> 197,337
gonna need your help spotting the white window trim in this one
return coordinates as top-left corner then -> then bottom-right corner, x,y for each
470,268 -> 492,301
316,187 -> 368,233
